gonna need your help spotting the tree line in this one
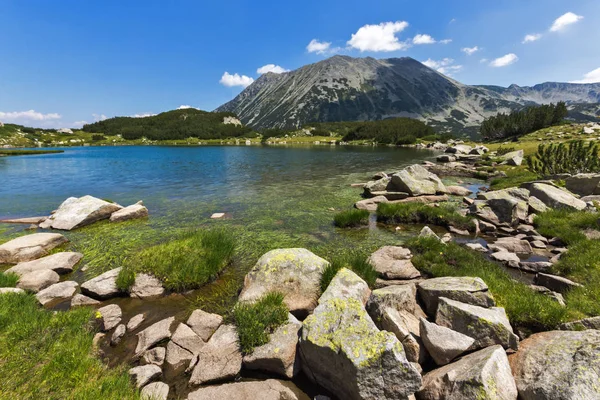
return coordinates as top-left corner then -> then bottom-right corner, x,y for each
310,118 -> 437,144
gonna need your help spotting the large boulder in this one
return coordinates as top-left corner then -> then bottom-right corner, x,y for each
477,188 -> 529,225
436,297 -> 519,351
189,324 -> 242,386
418,345 -> 517,400
367,246 -> 421,280
299,268 -> 422,400
238,248 -> 328,318
509,330 -> 600,400
534,272 -> 582,294
417,277 -> 495,316
80,267 -> 123,300
36,281 -> 78,306
109,201 -> 148,222
129,273 -> 165,299
419,318 -> 475,366
6,252 -> 83,276
445,144 -> 472,154
17,269 -> 60,292
363,177 -> 392,195
501,150 -> 524,166
0,233 -> 67,264
565,173 -> 600,196
528,183 -> 587,211
40,195 -> 123,230
390,164 -> 447,196
187,380 -> 308,400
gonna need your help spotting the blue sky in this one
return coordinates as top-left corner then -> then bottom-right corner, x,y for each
1,0 -> 599,128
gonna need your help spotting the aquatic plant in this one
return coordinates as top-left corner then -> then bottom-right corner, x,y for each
333,209 -> 369,228
376,202 -> 474,231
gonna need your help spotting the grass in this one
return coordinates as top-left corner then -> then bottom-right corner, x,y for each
376,202 -> 474,231
333,209 -> 369,228
0,293 -> 139,399
232,292 -> 289,354
320,250 -> 378,292
490,166 -> 538,190
118,228 -> 236,292
0,149 -> 64,156
406,237 -> 571,330
0,272 -> 19,287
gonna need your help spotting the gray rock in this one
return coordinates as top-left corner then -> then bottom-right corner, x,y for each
436,297 -> 519,351
509,330 -> 600,400
420,318 -> 475,365
318,267 -> 371,306
565,173 -> 600,196
501,149 -> 524,166
560,316 -> 600,331
367,246 -> 420,280
17,269 -> 60,292
355,195 -> 388,211
0,233 -> 68,264
390,164 -> 447,196
465,243 -> 487,252
239,248 -> 328,318
490,251 -> 520,268
367,284 -> 417,316
141,347 -> 166,366
419,226 -> 440,241
535,273 -> 583,294
491,237 -> 533,254
111,324 -> 126,345
80,267 -> 123,300
36,280 -> 78,306
135,317 -> 175,356
128,364 -> 162,388
189,324 -> 242,386
530,240 -> 547,249
363,177 -> 391,195
417,276 -> 495,316
445,185 -> 472,196
171,322 -> 205,355
369,191 -> 409,201
445,144 -> 472,155
164,340 -> 193,380
528,183 -> 587,211
109,201 -> 148,222
140,381 -> 169,400
186,309 -> 223,341
70,293 -> 100,307
127,313 -> 146,331
478,220 -> 497,233
581,194 -> 600,203
41,195 -> 123,230
528,196 -> 549,214
187,379 -> 306,400
518,261 -> 552,273
437,154 -> 456,163
378,307 -> 424,363
6,252 -> 83,276
98,304 -> 122,332
130,273 -> 165,299
419,345 -> 517,400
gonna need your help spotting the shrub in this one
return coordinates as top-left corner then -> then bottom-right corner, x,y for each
376,202 -> 474,231
333,209 -> 369,228
320,251 -> 377,292
481,102 -> 567,140
0,272 -> 19,288
232,292 -> 289,354
527,141 -> 600,176
91,134 -> 106,141
495,146 -> 516,156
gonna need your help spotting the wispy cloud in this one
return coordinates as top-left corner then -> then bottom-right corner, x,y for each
131,113 -> 156,118
347,21 -> 410,52
0,110 -> 61,122
219,72 -> 254,88
257,64 -> 289,74
570,67 -> 600,84
461,46 -> 480,55
489,53 -> 519,67
522,33 -> 542,43
440,39 -> 452,44
422,58 -> 463,76
92,113 -> 107,122
550,12 -> 583,32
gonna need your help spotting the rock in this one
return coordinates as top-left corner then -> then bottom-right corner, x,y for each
318,267 -> 371,306
367,284 -> 417,316
210,213 -> 225,219
465,243 -> 487,252
490,251 -> 520,268
479,219 -> 497,233
0,287 -> 25,295
560,316 -> 600,330
186,309 -> 223,341
109,201 -> 148,222
436,297 -> 519,350
164,340 -> 194,380
419,226 -> 440,240
16,269 -> 59,293
36,281 -> 78,306
418,345 -> 517,400
420,318 -> 475,365
448,225 -> 469,236
299,268 -> 421,400
363,177 -> 391,195
565,173 -> 600,196
189,324 -> 242,386
127,313 -> 146,331
128,364 -> 162,388
135,317 -> 175,356
140,381 -> 169,400
367,246 -> 420,280
372,171 -> 388,180
509,330 -> 600,400
171,323 -> 205,354
393,194 -> 449,204
80,267 -> 123,300
445,144 -> 472,154
417,277 -> 495,316
518,261 -> 552,273
71,293 -> 100,307
528,183 -> 587,211
187,380 -> 306,400
6,252 -> 83,276
534,273 -> 582,294
528,196 -> 549,214
501,149 -> 524,166
141,347 -> 166,366
111,324 -> 126,345
390,164 -> 447,196
41,195 -> 122,230
530,240 -> 547,249
130,273 -> 165,299
581,194 -> 600,203
0,233 -> 68,264
369,191 -> 409,201
97,304 -> 122,332
436,155 -> 456,163
355,195 -> 388,211
445,185 -> 472,196
243,313 -> 302,378
378,307 -> 424,363
239,248 -> 328,318
0,216 -> 47,225
490,237 -> 533,254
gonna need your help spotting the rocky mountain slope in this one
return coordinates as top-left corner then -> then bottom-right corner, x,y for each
217,55 -> 600,135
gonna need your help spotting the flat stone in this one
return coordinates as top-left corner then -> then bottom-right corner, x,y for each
17,269 -> 60,292
465,243 -> 487,252
490,251 -> 520,268
0,216 -> 47,225
128,364 -> 162,388
530,240 -> 547,249
41,195 -> 123,230
140,381 -> 169,400
97,304 -> 122,332
491,237 -> 533,254
130,273 -> 165,299
70,293 -> 100,307
518,261 -> 552,273
171,323 -> 204,354
369,191 -> 409,201
445,185 -> 472,196
187,380 -> 307,400
535,273 -> 582,294
367,284 -> 417,316
36,281 -> 78,306
141,347 -> 166,366
528,183 -> 587,211
186,309 -> 223,341
135,317 -> 175,357
0,233 -> 67,264
189,324 -> 242,386
127,313 -> 146,331
111,324 -> 126,345
210,212 -> 225,219
420,318 -> 475,366
417,276 -> 495,316
109,201 -> 148,222
80,267 -> 123,300
6,252 -> 83,276
393,194 -> 449,204
355,195 -> 388,211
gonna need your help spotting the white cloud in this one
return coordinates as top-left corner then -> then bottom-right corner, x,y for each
306,39 -> 332,54
522,33 -> 542,43
489,53 -> 519,67
422,58 -> 463,76
219,72 -> 254,88
257,64 -> 290,74
347,21 -> 410,52
479,58 -> 488,63
440,39 -> 452,44
131,113 -> 156,118
0,110 -> 61,122
550,12 -> 583,32
412,34 -> 436,45
92,113 -> 107,122
177,105 -> 199,110
570,67 -> 600,84
461,46 -> 479,55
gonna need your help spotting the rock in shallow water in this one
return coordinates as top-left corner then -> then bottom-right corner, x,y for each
6,251 -> 83,276
80,267 -> 123,300
36,281 -> 78,306
0,233 -> 67,264
109,201 -> 148,222
97,304 -> 122,332
135,317 -> 175,357
40,195 -> 123,230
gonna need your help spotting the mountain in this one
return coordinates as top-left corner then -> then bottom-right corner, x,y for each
216,55 -> 600,135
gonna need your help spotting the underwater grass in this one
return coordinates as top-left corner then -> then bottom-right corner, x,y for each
232,292 -> 289,354
333,209 -> 369,228
377,202 -> 474,231
0,293 -> 139,400
0,272 -> 19,287
320,250 -> 378,293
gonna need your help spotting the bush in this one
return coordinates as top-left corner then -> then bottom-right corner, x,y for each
333,209 -> 369,228
320,251 -> 378,292
527,140 -> 600,176
376,202 -> 474,231
495,146 -> 516,156
0,272 -> 19,288
91,134 -> 106,141
232,292 -> 289,354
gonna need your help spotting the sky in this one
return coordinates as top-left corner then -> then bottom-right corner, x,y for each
1,0 -> 599,128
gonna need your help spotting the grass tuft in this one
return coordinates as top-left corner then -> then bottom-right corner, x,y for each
320,251 -> 378,293
0,272 -> 19,287
333,209 -> 370,228
376,202 -> 474,231
490,167 -> 539,190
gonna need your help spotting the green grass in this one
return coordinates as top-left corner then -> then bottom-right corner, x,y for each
232,292 -> 289,354
333,209 -> 370,228
376,202 -> 474,231
320,250 -> 378,292
118,228 -> 236,292
490,166 -> 538,190
0,149 -> 64,156
0,293 -> 139,399
406,237 -> 571,330
534,209 -> 599,245
0,272 -> 19,287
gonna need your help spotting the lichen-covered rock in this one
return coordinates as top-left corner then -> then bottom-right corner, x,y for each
390,164 -> 447,196
318,267 -> 371,306
509,330 -> 600,400
299,268 -> 421,400
36,281 -> 78,306
186,309 -> 223,341
559,316 -> 600,331
436,297 -> 519,351
367,284 -> 417,316
0,233 -> 67,264
40,195 -> 123,230
110,201 -> 148,222
239,248 -> 328,318
80,267 -> 123,300
243,313 -> 302,378
417,277 -> 495,316
378,306 -> 424,363
135,317 -> 175,357
419,318 -> 475,366
418,345 -> 517,400
17,269 -> 60,292
6,252 -> 83,276
187,379 -> 307,400
528,183 -> 587,211
129,273 -> 165,299
189,324 -> 242,386
367,246 -> 421,280
97,304 -> 122,332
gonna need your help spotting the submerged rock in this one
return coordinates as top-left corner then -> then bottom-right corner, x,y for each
417,276 -> 495,316
110,201 -> 148,222
187,379 -> 307,400
130,273 -> 165,299
40,195 -> 123,230
0,233 -> 67,264
367,246 -> 421,280
6,252 -> 83,276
